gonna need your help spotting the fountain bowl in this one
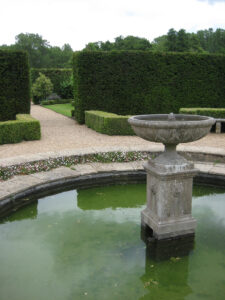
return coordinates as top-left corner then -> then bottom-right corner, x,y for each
128,114 -> 215,145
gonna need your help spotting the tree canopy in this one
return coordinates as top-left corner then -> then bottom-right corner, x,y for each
152,28 -> 225,53
84,35 -> 152,51
0,33 -> 73,68
84,28 -> 225,54
0,28 -> 224,68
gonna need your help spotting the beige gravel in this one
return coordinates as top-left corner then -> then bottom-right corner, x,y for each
0,104 -> 225,160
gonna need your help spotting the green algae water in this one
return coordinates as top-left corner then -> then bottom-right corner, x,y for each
0,184 -> 225,300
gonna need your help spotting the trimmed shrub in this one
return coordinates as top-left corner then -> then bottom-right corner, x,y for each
32,73 -> 53,104
60,76 -> 73,99
85,111 -> 134,135
41,99 -> 72,105
0,114 -> 41,144
0,50 -> 30,121
31,68 -> 73,98
47,93 -> 61,100
73,51 -> 225,124
179,108 -> 225,119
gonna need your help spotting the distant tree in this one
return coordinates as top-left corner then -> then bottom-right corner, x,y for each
100,40 -> 113,51
83,35 -> 152,51
176,29 -> 189,52
152,35 -> 167,51
0,33 -> 74,68
212,28 -> 225,53
166,28 -> 178,51
116,36 -> 152,50
61,43 -> 73,67
155,28 -> 225,53
83,42 -> 101,51
14,33 -> 50,67
32,73 -> 53,103
188,33 -> 204,53
197,28 -> 216,53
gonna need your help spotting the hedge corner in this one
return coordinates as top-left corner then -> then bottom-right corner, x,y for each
0,114 -> 41,145
85,110 -> 135,135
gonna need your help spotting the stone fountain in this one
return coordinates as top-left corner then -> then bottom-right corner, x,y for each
128,113 -> 215,239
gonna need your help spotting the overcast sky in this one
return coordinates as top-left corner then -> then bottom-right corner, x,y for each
1,0 -> 225,50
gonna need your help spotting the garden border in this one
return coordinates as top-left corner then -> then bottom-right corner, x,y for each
85,110 -> 134,135
0,114 -> 41,145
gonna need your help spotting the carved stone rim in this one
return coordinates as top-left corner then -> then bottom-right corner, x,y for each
128,114 -> 215,129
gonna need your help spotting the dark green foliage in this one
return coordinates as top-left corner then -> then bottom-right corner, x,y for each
0,50 -> 30,121
0,114 -> 41,144
73,51 -> 225,124
41,99 -> 72,105
166,29 -> 191,52
32,72 -> 53,103
166,28 -> 178,51
154,28 -> 225,54
59,76 -> 73,99
47,93 -> 61,100
196,28 -> 225,54
84,35 -> 152,51
85,111 -> 134,135
31,68 -> 73,98
179,108 -> 225,119
1,33 -> 73,68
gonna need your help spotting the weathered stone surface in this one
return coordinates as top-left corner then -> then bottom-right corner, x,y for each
143,162 -> 197,239
30,167 -> 79,181
128,114 -> 215,145
90,162 -> 134,172
129,113 -> 215,239
70,164 -> 97,175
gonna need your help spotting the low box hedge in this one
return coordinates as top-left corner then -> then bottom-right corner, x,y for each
179,108 -> 225,119
0,114 -> 41,144
41,99 -> 73,105
85,111 -> 135,135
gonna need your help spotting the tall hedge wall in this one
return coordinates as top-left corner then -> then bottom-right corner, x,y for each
31,68 -> 72,96
73,51 -> 225,124
0,50 -> 30,121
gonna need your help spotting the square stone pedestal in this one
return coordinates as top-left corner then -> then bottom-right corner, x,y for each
142,160 -> 198,240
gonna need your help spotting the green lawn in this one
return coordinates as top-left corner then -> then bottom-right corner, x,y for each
43,103 -> 73,117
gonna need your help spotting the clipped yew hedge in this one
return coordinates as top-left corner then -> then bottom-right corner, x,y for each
179,108 -> 225,119
31,68 -> 72,97
0,50 -> 30,121
73,51 -> 225,124
0,114 -> 41,144
85,111 -> 134,135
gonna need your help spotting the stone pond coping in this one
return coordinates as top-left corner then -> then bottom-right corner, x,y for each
1,144 -> 225,167
0,144 -> 225,218
0,160 -> 225,218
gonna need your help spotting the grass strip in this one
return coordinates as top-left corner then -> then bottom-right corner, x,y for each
43,103 -> 73,117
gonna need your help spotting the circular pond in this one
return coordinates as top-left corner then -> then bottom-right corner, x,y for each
0,184 -> 225,300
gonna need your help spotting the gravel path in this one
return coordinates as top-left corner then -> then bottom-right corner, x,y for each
0,105 -> 225,160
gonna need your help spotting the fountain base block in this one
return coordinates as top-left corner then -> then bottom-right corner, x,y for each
141,209 -> 196,239
142,159 -> 198,240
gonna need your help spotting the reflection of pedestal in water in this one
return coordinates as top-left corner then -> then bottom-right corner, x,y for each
129,113 -> 215,239
141,222 -> 195,261
140,226 -> 194,299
